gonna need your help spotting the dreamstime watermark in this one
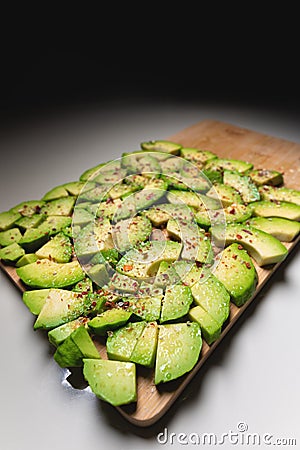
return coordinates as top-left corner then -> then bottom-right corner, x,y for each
157,422 -> 297,446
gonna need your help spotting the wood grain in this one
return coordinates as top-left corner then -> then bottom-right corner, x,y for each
1,120 -> 300,427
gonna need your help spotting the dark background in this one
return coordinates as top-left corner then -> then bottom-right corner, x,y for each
1,38 -> 300,128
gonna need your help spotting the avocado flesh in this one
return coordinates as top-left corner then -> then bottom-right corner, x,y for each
247,217 -> 300,242
130,322 -> 158,368
83,359 -> 137,406
112,215 -> 152,253
15,253 -> 39,267
0,211 -> 22,231
214,243 -> 258,306
206,183 -> 243,207
160,285 -> 193,323
35,232 -> 72,263
88,308 -> 132,336
48,317 -> 89,346
212,223 -> 288,266
106,321 -> 146,361
0,227 -> 22,247
141,139 -> 182,155
128,295 -> 162,322
0,242 -> 25,264
154,322 -> 202,384
16,259 -> 85,289
250,200 -> 300,221
22,289 -> 51,315
223,170 -> 260,203
180,147 -> 217,164
259,186 -> 300,206
189,305 -> 222,345
248,169 -> 283,186
205,158 -> 253,173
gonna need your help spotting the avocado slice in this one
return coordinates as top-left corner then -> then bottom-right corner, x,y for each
106,321 -> 146,361
154,260 -> 181,289
258,185 -> 300,206
205,158 -> 253,173
33,289 -> 94,330
248,169 -> 283,186
40,196 -> 76,216
15,214 -> 46,231
167,190 -> 221,210
10,200 -> 45,217
250,200 -> 300,221
0,242 -> 25,264
160,285 -> 193,323
106,272 -> 140,294
247,217 -> 300,242
180,147 -> 217,164
0,227 -> 22,247
88,308 -> 132,336
83,359 -> 137,406
48,317 -> 90,347
212,223 -> 288,267
116,241 -> 182,279
130,321 -> 159,368
223,170 -> 260,203
22,289 -> 52,315
189,305 -> 222,345
214,243 -> 258,306
35,232 -> 72,263
154,322 -> 202,384
0,210 -> 22,231
206,183 -> 243,207
140,139 -> 182,155
15,253 -> 39,267
73,218 -> 113,261
194,203 -> 252,228
121,152 -> 161,176
112,215 -> 152,253
42,185 -> 69,201
128,294 -> 162,321
54,326 -> 100,367
16,259 -> 85,288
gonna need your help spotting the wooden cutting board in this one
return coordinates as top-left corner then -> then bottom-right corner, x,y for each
1,120 -> 300,427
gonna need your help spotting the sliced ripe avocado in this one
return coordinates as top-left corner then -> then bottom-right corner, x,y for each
88,308 -> 132,336
18,228 -> 50,252
167,190 -> 219,209
10,200 -> 45,217
258,185 -> 300,206
106,321 -> 146,361
112,215 -> 152,253
194,203 -> 252,228
0,227 -> 22,246
35,232 -> 72,263
107,272 -> 140,294
63,181 -> 96,196
223,170 -> 260,203
0,211 -> 22,231
130,321 -> 158,368
189,305 -> 222,345
79,162 -> 109,182
214,243 -> 258,306
15,214 -> 46,231
74,218 -> 112,261
54,326 -> 100,368
86,263 -> 110,288
248,169 -> 283,186
205,158 -> 253,173
250,200 -> 300,221
128,294 -> 162,322
95,199 -> 123,220
42,185 -> 69,201
48,317 -> 90,347
212,223 -> 288,267
83,359 -> 137,406
206,183 -> 243,207
72,207 -> 94,226
140,139 -> 182,155
121,152 -> 161,176
16,259 -> 85,288
22,289 -> 52,315
38,215 -> 72,235
15,253 -> 39,267
247,217 -> 300,242
180,147 -> 217,164
160,285 -> 193,323
154,260 -> 181,289
40,196 -> 76,216
93,168 -> 127,185
116,241 -> 182,279
0,242 -> 25,264
154,322 -> 202,384
190,268 -> 230,326
34,289 -> 94,330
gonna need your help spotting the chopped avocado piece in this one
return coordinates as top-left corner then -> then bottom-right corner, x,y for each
93,168 -> 127,185
130,321 -> 158,367
88,308 -> 132,336
54,326 -> 100,367
79,185 -> 109,203
74,218 -> 113,261
180,147 -> 217,164
0,211 -> 22,231
154,260 -> 181,289
250,200 -> 300,221
160,285 -> 193,323
10,200 -> 45,217
205,158 -> 253,173
35,232 -> 72,263
141,139 -> 182,155
154,322 -> 202,384
34,289 -> 94,330
16,259 -> 85,288
107,181 -> 140,200
83,359 -> 137,406
194,203 -> 252,228
181,228 -> 214,264
258,185 -> 300,206
223,170 -> 260,203
214,243 -> 258,306
15,214 -> 46,230
79,162 -> 108,182
0,242 -> 25,264
38,215 -> 72,235
133,178 -> 167,212
106,321 -> 146,361
167,190 -> 206,209
212,223 -> 288,267
72,207 -> 94,226
112,215 -> 152,253
248,169 -> 283,186
15,253 -> 39,267
190,268 -> 230,325
206,183 -> 243,207
128,294 -> 162,321
189,305 -> 222,345
72,276 -> 93,293
0,227 -> 22,246
63,181 -> 96,196
42,185 -> 69,201
247,217 -> 300,242
40,196 -> 76,216
87,263 -> 110,287
22,288 -> 51,315
107,272 -> 140,294
116,241 -> 182,279
121,152 -> 161,176
95,199 -> 123,219
18,228 -> 49,252
48,317 -> 90,347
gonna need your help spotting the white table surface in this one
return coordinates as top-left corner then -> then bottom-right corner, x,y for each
0,100 -> 299,450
